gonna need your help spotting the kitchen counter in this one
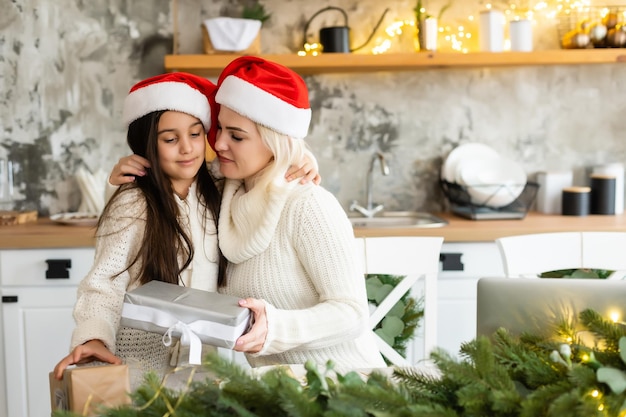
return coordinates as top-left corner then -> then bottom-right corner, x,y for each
3,212 -> 626,249
354,212 -> 626,240
0,218 -> 97,249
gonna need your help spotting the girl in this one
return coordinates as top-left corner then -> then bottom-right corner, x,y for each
53,72 -> 224,385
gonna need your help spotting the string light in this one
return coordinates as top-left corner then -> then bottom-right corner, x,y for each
298,42 -> 322,56
610,311 -> 621,323
299,1 -> 604,56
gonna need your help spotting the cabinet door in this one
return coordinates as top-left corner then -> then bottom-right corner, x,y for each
438,242 -> 504,358
2,286 -> 77,417
0,247 -> 93,417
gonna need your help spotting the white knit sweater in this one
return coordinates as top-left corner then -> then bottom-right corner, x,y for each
218,178 -> 386,372
70,182 -> 219,382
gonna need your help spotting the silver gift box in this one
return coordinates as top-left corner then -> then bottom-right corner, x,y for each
120,281 -> 251,350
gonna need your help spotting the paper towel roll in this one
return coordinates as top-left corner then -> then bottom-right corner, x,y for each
536,170 -> 573,214
592,163 -> 624,214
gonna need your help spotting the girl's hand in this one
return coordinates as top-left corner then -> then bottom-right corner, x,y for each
109,155 -> 151,185
285,150 -> 321,185
234,298 -> 268,354
53,339 -> 122,380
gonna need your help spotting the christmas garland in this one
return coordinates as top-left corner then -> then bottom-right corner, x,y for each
54,308 -> 626,417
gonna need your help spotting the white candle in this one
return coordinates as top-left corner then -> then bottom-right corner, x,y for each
422,17 -> 438,51
479,9 -> 504,52
509,19 -> 533,52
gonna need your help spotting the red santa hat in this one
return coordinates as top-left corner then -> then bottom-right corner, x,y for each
215,56 -> 311,139
123,72 -> 216,133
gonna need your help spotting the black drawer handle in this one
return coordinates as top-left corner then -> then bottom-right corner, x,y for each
440,253 -> 464,271
2,296 -> 18,303
45,259 -> 72,279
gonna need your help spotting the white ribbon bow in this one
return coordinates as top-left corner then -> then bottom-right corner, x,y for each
162,321 -> 203,365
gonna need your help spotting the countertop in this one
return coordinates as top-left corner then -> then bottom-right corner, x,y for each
3,212 -> 626,249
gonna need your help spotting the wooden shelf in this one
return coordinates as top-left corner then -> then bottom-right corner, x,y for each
164,50 -> 626,76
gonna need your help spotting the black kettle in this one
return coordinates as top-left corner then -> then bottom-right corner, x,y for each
303,6 -> 390,53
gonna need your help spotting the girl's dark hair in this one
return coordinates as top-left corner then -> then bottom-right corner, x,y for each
100,110 -> 227,287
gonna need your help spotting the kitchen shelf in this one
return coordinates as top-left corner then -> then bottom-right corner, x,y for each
164,49 -> 626,76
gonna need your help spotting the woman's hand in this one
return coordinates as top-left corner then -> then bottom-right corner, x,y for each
53,339 -> 122,380
109,155 -> 151,186
285,150 -> 321,185
234,298 -> 268,354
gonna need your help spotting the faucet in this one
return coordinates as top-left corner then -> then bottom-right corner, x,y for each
350,151 -> 390,218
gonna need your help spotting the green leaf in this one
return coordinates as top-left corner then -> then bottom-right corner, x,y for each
569,269 -> 601,278
374,284 -> 394,304
387,300 -> 405,318
374,328 -> 395,347
366,277 -> 383,300
382,316 -> 405,337
597,367 -> 626,394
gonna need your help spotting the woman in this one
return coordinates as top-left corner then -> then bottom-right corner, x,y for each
213,56 -> 386,371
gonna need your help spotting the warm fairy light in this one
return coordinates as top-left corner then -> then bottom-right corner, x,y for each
581,353 -> 590,361
591,389 -> 600,398
598,403 -> 605,411
372,39 -> 392,55
364,0 -> 597,55
298,42 -> 322,56
566,336 -> 573,343
611,311 -> 621,323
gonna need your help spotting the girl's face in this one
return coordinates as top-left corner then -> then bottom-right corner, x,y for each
157,111 -> 206,197
214,106 -> 274,188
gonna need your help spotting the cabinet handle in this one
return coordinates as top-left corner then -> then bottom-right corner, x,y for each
440,253 -> 464,271
45,259 -> 72,279
2,295 -> 18,303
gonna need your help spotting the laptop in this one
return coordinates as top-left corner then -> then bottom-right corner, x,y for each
476,277 -> 626,340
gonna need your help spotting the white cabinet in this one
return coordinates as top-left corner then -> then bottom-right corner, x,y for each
437,242 -> 504,358
0,248 -> 94,417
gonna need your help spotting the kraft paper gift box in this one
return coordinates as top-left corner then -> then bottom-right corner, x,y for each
120,281 -> 251,365
49,364 -> 131,416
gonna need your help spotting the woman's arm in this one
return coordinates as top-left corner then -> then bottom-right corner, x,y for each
108,155 -> 151,185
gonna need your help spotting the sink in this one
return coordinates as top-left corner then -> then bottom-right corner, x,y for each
348,211 -> 448,228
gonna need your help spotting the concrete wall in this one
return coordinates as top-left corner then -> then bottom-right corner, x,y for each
2,0 -> 626,215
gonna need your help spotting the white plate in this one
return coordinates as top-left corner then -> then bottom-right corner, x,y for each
50,212 -> 99,227
441,143 -> 500,183
457,157 -> 527,207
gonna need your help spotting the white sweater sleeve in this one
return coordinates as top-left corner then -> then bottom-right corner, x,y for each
70,189 -> 147,354
259,188 -> 369,355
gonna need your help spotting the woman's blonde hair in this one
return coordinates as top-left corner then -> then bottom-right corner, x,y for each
250,123 -> 308,191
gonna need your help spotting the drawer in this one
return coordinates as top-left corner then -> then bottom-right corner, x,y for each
0,248 -> 95,286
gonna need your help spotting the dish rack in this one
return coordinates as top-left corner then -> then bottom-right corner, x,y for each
440,180 -> 539,220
